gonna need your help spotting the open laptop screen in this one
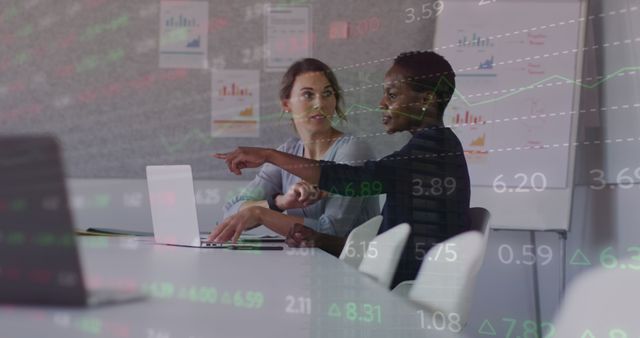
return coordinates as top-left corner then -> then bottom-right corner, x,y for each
0,136 -> 87,305
146,165 -> 202,247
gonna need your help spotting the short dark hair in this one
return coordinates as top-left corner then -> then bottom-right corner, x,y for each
279,58 -> 346,121
393,51 -> 456,118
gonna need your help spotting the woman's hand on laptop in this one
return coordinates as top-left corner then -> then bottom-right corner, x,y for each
277,181 -> 327,210
213,147 -> 272,175
208,206 -> 263,243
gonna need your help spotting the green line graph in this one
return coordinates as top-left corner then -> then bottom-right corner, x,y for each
162,128 -> 211,154
161,65 -> 640,153
453,66 -> 640,107
160,103 -> 378,153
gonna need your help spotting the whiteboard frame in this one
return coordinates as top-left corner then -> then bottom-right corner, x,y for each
453,0 -> 589,232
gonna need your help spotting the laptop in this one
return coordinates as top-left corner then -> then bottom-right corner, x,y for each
0,136 -> 145,306
145,165 -> 283,249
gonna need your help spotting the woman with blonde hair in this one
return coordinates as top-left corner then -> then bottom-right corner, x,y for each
219,58 -> 379,241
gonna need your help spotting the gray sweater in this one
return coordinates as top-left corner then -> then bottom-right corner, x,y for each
223,135 -> 380,237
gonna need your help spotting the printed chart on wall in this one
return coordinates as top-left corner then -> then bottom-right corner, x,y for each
264,5 -> 312,71
435,1 -> 582,188
211,70 -> 260,138
159,1 -> 209,68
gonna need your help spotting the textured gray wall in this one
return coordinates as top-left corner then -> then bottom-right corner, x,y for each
0,0 -> 425,179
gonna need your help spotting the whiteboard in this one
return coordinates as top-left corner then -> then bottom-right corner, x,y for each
434,0 -> 587,231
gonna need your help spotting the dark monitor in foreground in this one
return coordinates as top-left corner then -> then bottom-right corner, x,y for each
0,135 -> 143,306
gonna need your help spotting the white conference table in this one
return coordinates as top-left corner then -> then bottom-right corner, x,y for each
0,236 -> 467,338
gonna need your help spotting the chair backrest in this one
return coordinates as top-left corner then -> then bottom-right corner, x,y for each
339,215 -> 383,268
552,260 -> 639,338
468,207 -> 491,235
358,223 -> 411,289
408,230 -> 485,327
469,207 -> 491,258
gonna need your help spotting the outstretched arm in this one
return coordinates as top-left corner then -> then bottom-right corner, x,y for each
214,147 -> 391,196
214,147 -> 322,183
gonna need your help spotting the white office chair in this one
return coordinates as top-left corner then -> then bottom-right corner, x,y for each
394,230 -> 485,330
392,207 -> 491,298
552,258 -> 639,337
468,207 -> 491,235
469,207 -> 491,258
339,215 -> 384,268
358,223 -> 411,289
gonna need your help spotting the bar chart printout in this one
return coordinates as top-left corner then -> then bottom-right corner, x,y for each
159,1 -> 209,68
211,70 -> 260,138
452,111 -> 484,125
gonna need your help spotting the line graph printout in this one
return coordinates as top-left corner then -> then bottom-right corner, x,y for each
211,70 -> 261,138
435,1 -> 582,188
159,1 -> 209,68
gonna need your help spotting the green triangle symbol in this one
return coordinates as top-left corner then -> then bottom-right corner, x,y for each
328,303 -> 341,317
478,320 -> 497,336
569,249 -> 591,266
329,186 -> 339,195
581,329 -> 596,338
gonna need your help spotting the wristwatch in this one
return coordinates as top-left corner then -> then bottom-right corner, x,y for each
267,193 -> 284,212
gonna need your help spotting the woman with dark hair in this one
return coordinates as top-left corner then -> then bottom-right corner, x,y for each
211,51 -> 470,288
219,58 -> 379,241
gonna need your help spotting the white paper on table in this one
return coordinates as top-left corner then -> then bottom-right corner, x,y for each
264,5 -> 312,72
159,1 -> 209,69
211,70 -> 260,138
